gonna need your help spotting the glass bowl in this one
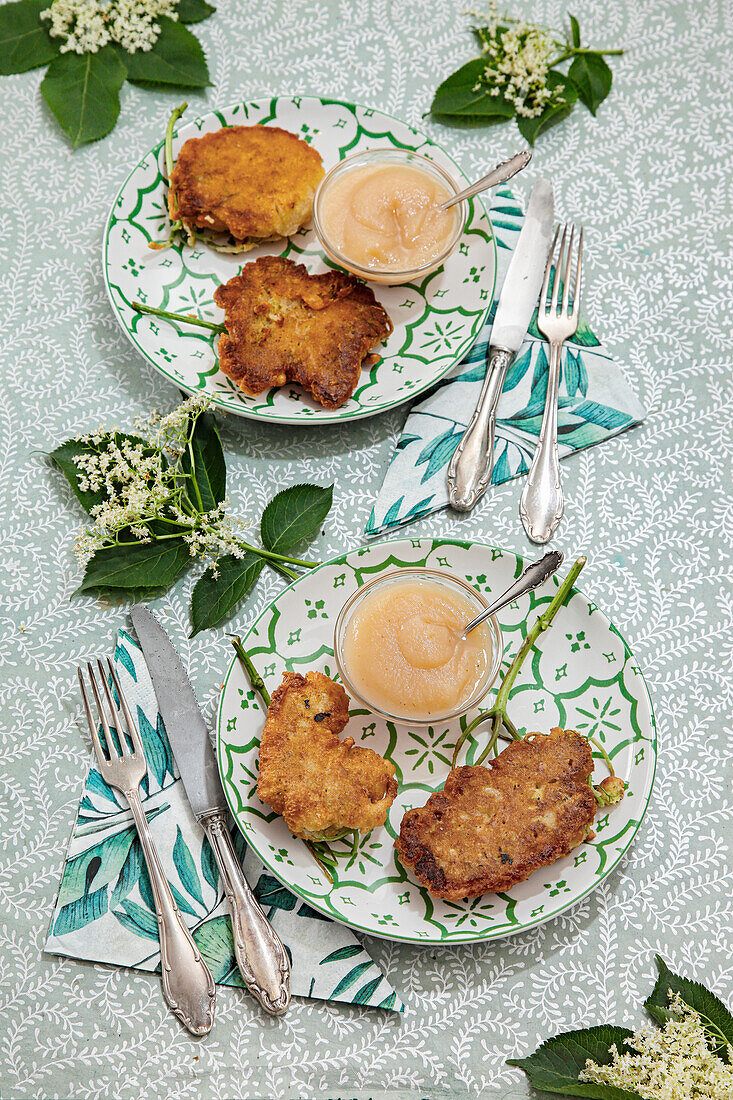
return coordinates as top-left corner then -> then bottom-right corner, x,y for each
312,148 -> 467,286
333,568 -> 502,727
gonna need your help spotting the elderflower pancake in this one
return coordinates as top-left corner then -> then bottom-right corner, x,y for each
168,125 -> 325,248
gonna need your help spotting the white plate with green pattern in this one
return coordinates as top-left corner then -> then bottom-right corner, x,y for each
103,95 -> 496,425
217,538 -> 656,944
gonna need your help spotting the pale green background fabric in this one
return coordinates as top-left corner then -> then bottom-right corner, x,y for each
1,1 -> 731,1098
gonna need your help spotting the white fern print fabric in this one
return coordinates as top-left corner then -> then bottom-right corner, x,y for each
0,0 -> 731,1097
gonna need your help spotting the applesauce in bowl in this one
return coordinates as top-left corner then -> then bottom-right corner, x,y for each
313,149 -> 466,286
334,569 -> 502,726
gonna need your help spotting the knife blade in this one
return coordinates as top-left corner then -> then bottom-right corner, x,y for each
130,604 -> 291,1016
447,177 -> 555,511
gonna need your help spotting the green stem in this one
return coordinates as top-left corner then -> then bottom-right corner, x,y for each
132,301 -> 225,334
551,47 -> 624,64
305,842 -> 334,883
164,102 -> 187,179
453,557 -> 587,767
270,562 -> 299,582
236,540 -> 319,569
589,734 -> 615,776
228,635 -> 270,706
186,435 -> 204,513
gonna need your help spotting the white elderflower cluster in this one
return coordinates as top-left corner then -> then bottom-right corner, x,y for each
138,393 -> 213,456
580,994 -> 733,1099
473,1 -> 560,118
40,0 -> 179,55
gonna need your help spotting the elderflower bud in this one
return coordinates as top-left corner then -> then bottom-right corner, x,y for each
596,776 -> 626,805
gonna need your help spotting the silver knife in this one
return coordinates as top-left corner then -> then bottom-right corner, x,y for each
130,605 -> 291,1016
447,177 -> 555,512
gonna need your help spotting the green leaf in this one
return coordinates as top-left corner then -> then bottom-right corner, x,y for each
110,837 -> 144,907
78,537 -> 191,594
353,976 -> 383,1004
506,1026 -> 639,1098
173,825 -> 204,906
330,961 -> 374,999
177,0 -> 216,23
180,410 -> 225,513
41,44 -> 127,147
192,916 -> 236,982
253,873 -> 297,912
49,433 -> 153,514
517,72 -> 578,145
200,837 -> 219,891
569,13 -> 581,48
645,955 -> 733,1063
189,552 -> 264,635
115,898 -> 160,940
430,57 -> 515,120
0,0 -> 59,74
53,884 -> 108,936
320,944 -> 364,965
260,483 -> 333,554
568,53 -> 613,116
122,17 -> 209,88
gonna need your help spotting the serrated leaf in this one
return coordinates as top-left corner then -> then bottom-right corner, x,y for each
173,825 -> 204,906
189,552 -> 264,635
177,0 -> 215,22
79,537 -> 190,594
569,13 -> 581,48
517,72 -> 578,145
123,17 -> 209,87
41,45 -> 126,147
645,955 -> 733,1063
568,53 -> 613,116
180,410 -> 225,513
431,57 -> 515,120
0,0 -> 59,75
506,1026 -> 640,1098
260,483 -> 333,554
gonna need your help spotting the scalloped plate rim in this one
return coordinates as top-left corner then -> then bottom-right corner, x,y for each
216,537 -> 657,945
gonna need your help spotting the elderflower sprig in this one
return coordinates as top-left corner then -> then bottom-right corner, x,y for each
40,0 -> 180,55
50,395 -> 334,634
581,994 -> 733,1098
431,5 -> 623,143
509,956 -> 733,1099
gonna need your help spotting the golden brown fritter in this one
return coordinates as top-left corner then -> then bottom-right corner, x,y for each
168,125 -> 324,246
395,728 -> 597,901
213,256 -> 393,408
257,671 -> 398,841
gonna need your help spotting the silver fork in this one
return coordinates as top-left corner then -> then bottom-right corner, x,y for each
78,659 -> 216,1035
519,222 -> 584,543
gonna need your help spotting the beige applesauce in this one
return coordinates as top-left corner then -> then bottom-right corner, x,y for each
318,162 -> 458,272
341,578 -> 492,720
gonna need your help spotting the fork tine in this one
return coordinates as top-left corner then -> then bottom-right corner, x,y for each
560,225 -> 575,316
79,666 -> 109,764
106,658 -> 143,756
540,224 -> 560,312
572,226 -> 584,316
550,225 -> 567,314
87,661 -> 117,759
97,659 -> 132,757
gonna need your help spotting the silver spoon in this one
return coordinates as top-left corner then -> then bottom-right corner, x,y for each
440,150 -> 532,211
462,550 -> 563,636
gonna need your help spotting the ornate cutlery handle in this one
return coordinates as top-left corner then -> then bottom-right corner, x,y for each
519,340 -> 564,543
201,811 -> 291,1015
447,347 -> 515,512
126,788 -> 216,1035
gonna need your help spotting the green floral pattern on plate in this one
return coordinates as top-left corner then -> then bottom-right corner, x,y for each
216,538 -> 656,944
103,96 -> 496,425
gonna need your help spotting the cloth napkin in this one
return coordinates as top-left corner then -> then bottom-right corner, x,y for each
45,630 -> 404,1012
366,186 -> 646,536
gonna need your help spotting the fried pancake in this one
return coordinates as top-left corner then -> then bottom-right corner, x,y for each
395,728 -> 596,901
168,125 -> 324,245
257,671 -> 398,841
213,256 -> 393,408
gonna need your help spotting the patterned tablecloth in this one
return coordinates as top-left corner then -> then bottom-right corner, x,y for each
1,1 -> 730,1098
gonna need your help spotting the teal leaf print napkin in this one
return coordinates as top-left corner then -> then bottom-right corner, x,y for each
366,187 -> 645,536
45,629 -> 404,1012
